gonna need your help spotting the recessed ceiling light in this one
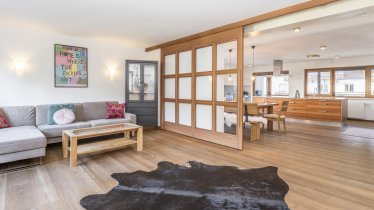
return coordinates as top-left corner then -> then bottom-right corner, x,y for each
320,45 -> 327,50
249,64 -> 253,67
293,27 -> 301,32
307,54 -> 320,59
334,55 -> 340,59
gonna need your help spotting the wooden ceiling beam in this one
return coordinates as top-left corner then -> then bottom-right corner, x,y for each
145,0 -> 337,52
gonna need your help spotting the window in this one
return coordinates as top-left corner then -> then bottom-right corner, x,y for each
306,70 -> 331,95
216,74 -> 237,102
334,69 -> 365,97
217,41 -> 237,70
252,74 -> 288,96
345,84 -> 354,92
305,66 -> 374,97
271,75 -> 289,96
254,76 -> 267,96
196,46 -> 212,72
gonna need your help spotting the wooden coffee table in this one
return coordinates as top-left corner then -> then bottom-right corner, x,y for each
62,123 -> 143,167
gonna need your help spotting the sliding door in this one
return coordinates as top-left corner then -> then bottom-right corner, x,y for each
161,28 -> 243,149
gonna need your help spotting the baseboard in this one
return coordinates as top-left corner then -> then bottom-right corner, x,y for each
287,118 -> 345,127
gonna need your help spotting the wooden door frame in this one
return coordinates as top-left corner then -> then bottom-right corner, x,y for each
160,27 -> 243,150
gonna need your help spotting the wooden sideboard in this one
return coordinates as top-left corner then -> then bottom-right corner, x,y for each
253,97 -> 348,123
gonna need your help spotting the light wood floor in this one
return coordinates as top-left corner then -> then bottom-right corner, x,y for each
1,121 -> 374,210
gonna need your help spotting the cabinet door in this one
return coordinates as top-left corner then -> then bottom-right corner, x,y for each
364,103 -> 374,121
143,64 -> 157,102
348,100 -> 364,119
126,60 -> 158,127
127,63 -> 142,101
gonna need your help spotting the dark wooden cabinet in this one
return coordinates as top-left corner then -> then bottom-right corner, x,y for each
125,60 -> 158,127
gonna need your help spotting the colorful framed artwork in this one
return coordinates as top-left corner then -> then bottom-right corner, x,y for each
54,44 -> 88,88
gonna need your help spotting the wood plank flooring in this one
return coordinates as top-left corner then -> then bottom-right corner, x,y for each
0,121 -> 374,210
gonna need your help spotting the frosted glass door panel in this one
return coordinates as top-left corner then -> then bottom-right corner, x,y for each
179,51 -> 192,74
216,74 -> 237,102
196,46 -> 212,72
165,54 -> 176,75
216,106 -> 237,135
164,102 -> 176,123
128,64 -> 141,101
196,76 -> 212,101
144,64 -> 156,101
217,41 -> 237,70
196,104 -> 212,130
179,77 -> 192,99
164,78 -> 175,98
179,103 -> 192,126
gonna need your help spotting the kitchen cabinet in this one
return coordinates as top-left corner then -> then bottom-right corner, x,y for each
347,99 -> 374,121
253,97 -> 348,123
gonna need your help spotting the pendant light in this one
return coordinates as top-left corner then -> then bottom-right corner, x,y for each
251,46 -> 256,81
250,45 -> 256,102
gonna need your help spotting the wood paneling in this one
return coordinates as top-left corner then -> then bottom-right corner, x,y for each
145,0 -> 337,51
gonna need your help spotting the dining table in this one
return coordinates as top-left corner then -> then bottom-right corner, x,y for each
243,102 -> 279,131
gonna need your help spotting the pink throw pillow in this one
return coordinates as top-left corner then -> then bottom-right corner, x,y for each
106,102 -> 125,119
53,108 -> 76,125
0,113 -> 10,129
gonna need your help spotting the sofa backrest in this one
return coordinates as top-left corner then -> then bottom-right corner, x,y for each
36,103 -> 84,126
0,106 -> 36,127
83,101 -> 118,121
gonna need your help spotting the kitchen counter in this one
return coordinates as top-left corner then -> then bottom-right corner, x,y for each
254,96 -> 347,100
253,96 -> 348,124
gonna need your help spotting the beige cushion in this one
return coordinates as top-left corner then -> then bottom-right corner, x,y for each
0,106 -> 36,127
0,126 -> 47,155
263,114 -> 286,119
38,122 -> 91,138
86,118 -> 131,127
83,101 -> 118,121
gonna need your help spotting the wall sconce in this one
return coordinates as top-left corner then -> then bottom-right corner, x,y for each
15,62 -> 26,76
108,67 -> 117,80
251,75 -> 256,81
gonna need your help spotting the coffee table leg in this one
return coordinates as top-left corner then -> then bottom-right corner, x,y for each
62,132 -> 68,158
137,127 -> 143,151
70,137 -> 78,167
124,131 -> 128,139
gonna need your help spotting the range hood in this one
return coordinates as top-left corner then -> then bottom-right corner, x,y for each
273,60 -> 283,76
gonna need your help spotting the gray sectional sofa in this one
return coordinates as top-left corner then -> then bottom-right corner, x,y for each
0,101 -> 136,164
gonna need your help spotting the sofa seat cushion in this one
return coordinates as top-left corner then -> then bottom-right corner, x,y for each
86,118 -> 131,127
0,126 -> 47,155
38,122 -> 91,138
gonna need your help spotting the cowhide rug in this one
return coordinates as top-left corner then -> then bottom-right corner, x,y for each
80,161 -> 290,210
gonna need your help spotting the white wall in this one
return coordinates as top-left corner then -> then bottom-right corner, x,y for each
0,22 -> 160,106
245,55 -> 374,97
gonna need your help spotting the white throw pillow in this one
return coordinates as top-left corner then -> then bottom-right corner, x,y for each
53,108 -> 75,125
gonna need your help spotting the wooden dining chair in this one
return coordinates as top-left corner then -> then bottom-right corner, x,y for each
260,98 -> 270,114
244,103 -> 264,141
263,101 -> 289,133
247,103 -> 261,116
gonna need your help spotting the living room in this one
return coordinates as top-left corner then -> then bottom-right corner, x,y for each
1,0 -> 374,209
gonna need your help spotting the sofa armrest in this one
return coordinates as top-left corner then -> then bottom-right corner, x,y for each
125,113 -> 137,124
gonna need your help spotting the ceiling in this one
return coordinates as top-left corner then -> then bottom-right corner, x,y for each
244,6 -> 374,66
0,0 -> 307,47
